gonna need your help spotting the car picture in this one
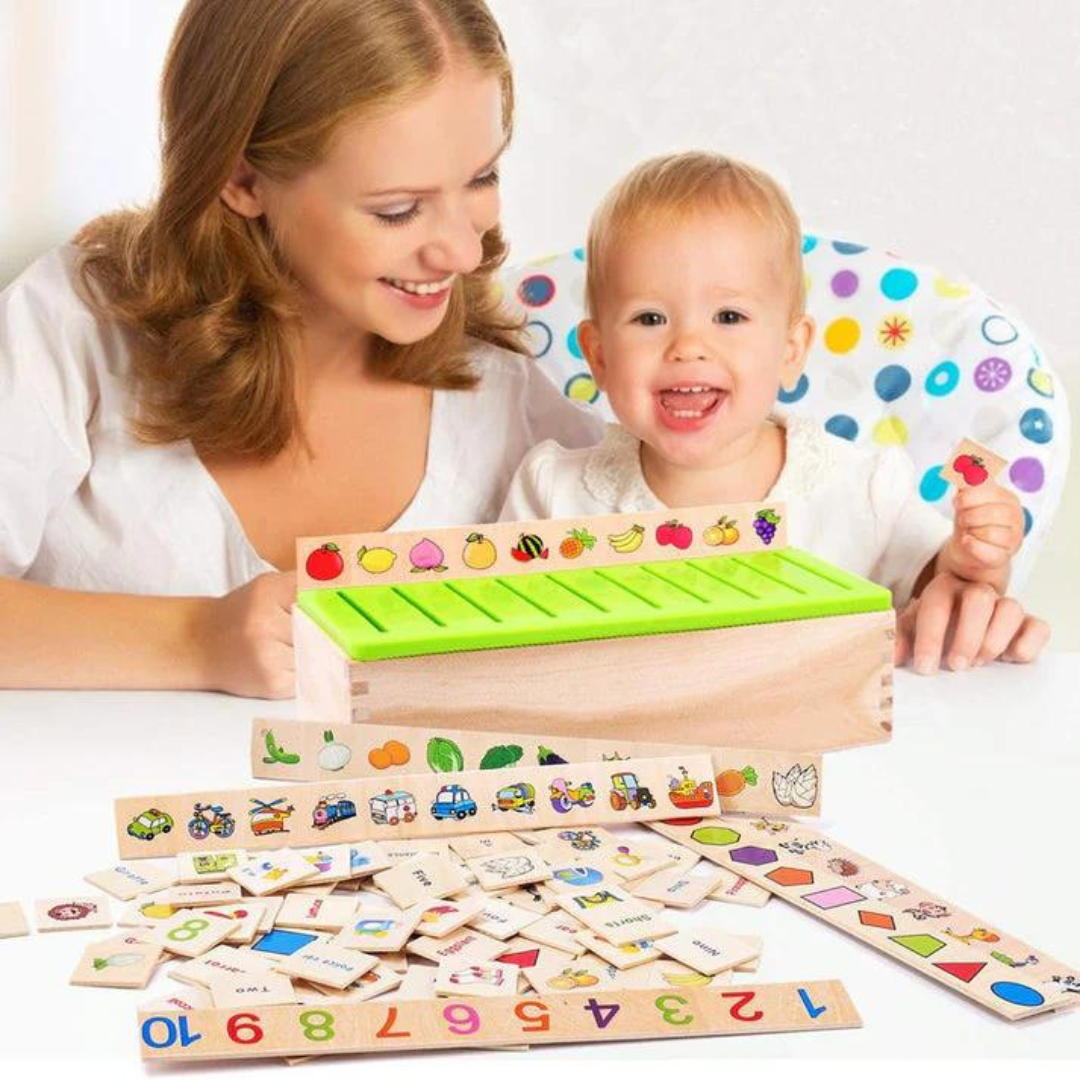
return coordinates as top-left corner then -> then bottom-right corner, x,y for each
430,784 -> 478,821
127,808 -> 174,840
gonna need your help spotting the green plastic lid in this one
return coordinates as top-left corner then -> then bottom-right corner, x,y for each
296,547 -> 892,662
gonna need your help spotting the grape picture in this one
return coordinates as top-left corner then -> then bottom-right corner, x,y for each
753,509 -> 780,545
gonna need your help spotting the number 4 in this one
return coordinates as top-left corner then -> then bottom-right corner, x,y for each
583,998 -> 620,1029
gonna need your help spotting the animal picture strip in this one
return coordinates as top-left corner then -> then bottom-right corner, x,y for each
297,502 -> 790,590
252,718 -> 823,817
114,754 -> 717,860
647,818 -> 1080,1021
137,980 -> 860,1061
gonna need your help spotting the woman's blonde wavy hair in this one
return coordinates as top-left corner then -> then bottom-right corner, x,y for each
74,0 -> 523,458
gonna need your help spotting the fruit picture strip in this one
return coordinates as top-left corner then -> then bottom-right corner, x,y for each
114,754 -> 716,860
647,817 -> 1080,1021
137,981 -> 861,1061
251,719 -> 822,818
297,502 -> 789,590
940,437 -> 1008,490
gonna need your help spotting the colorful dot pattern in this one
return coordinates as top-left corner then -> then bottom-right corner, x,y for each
499,239 -> 1069,586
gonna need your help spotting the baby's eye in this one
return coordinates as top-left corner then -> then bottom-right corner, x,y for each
632,312 -> 666,326
715,309 -> 746,324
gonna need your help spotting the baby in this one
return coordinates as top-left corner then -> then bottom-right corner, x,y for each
501,152 -> 1047,672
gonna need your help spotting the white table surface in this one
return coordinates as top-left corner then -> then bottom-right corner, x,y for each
1,656 -> 1078,1071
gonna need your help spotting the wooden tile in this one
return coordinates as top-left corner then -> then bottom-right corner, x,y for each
69,934 -> 164,989
168,883 -> 243,908
298,963 -> 404,1003
169,944 -> 280,988
208,971 -> 298,1008
332,904 -> 423,953
151,908 -> 238,958
466,897 -> 544,941
941,437 -> 1009,489
274,940 -> 378,989
275,893 -> 358,933
654,926 -> 761,975
413,896 -> 485,939
372,854 -> 469,908
466,850 -> 552,891
174,850 -> 246,885
449,834 -> 532,861
574,930 -> 662,970
200,902 -> 267,945
84,862 -> 178,901
554,887 -> 676,946
0,901 -> 29,938
35,896 -> 112,933
628,865 -> 728,909
520,955 -> 626,995
406,927 -> 506,965
518,911 -> 587,956
433,960 -> 519,999
227,852 -> 319,896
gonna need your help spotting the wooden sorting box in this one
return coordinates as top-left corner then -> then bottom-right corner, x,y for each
293,546 -> 894,752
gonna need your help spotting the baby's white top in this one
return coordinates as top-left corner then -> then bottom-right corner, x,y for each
0,245 -> 604,595
499,418 -> 953,607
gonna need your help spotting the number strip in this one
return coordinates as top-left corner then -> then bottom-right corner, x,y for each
138,981 -> 859,1060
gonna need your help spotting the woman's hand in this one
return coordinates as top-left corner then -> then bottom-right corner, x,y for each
198,571 -> 297,698
895,570 -> 1049,674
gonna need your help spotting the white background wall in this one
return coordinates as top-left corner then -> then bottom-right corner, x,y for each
2,0 -> 1077,644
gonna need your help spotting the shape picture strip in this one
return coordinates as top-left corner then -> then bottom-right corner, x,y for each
115,754 -> 716,859
252,719 -> 823,818
138,980 -> 860,1061
647,817 -> 1080,1021
297,502 -> 790,590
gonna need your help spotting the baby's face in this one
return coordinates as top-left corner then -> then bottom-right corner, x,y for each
580,209 -> 812,468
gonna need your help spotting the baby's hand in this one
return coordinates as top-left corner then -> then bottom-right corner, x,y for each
938,482 -> 1024,587
894,570 -> 1049,674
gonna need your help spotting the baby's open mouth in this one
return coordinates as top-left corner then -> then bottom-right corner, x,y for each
657,385 -> 726,418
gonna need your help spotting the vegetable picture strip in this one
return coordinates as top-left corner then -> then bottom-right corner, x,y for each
138,981 -> 860,1061
296,502 -> 790,590
647,817 -> 1080,1021
115,754 -> 717,860
250,719 -> 823,817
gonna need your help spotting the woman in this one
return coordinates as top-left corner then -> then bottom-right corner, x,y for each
0,0 -> 603,697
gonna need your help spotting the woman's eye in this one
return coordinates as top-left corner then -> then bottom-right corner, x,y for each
374,204 -> 420,227
633,312 -> 666,326
715,309 -> 745,324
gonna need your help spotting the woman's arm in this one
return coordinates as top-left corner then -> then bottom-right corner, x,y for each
0,571 -> 296,697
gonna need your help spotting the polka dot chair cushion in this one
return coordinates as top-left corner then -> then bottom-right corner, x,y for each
498,236 -> 1069,588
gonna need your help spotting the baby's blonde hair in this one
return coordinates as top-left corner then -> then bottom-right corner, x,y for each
584,151 -> 805,321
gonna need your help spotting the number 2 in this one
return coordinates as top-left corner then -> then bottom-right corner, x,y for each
721,991 -> 764,1022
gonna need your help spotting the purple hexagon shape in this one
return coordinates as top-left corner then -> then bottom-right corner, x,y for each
729,845 -> 778,867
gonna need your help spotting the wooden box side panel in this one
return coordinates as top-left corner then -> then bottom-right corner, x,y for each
293,607 -> 353,724
340,609 -> 894,752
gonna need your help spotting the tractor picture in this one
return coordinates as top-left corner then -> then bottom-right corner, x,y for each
609,772 -> 657,811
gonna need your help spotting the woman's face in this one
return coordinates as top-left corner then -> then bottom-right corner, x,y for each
243,66 -> 506,354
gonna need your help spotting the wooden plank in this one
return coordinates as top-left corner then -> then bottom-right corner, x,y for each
648,817 -> 1080,1021
251,717 -> 824,818
296,503 -> 791,590
138,980 -> 860,1060
114,754 -> 716,860
294,607 -> 893,751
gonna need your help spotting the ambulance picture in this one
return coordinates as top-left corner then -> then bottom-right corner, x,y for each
369,789 -> 417,826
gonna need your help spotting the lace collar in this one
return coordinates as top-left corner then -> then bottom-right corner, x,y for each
581,413 -> 835,509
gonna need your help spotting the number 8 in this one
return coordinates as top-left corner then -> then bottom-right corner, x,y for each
167,918 -> 209,943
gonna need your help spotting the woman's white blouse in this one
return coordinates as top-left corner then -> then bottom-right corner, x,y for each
0,245 -> 605,595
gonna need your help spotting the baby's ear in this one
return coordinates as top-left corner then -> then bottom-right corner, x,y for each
780,313 -> 815,390
578,319 -> 606,389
